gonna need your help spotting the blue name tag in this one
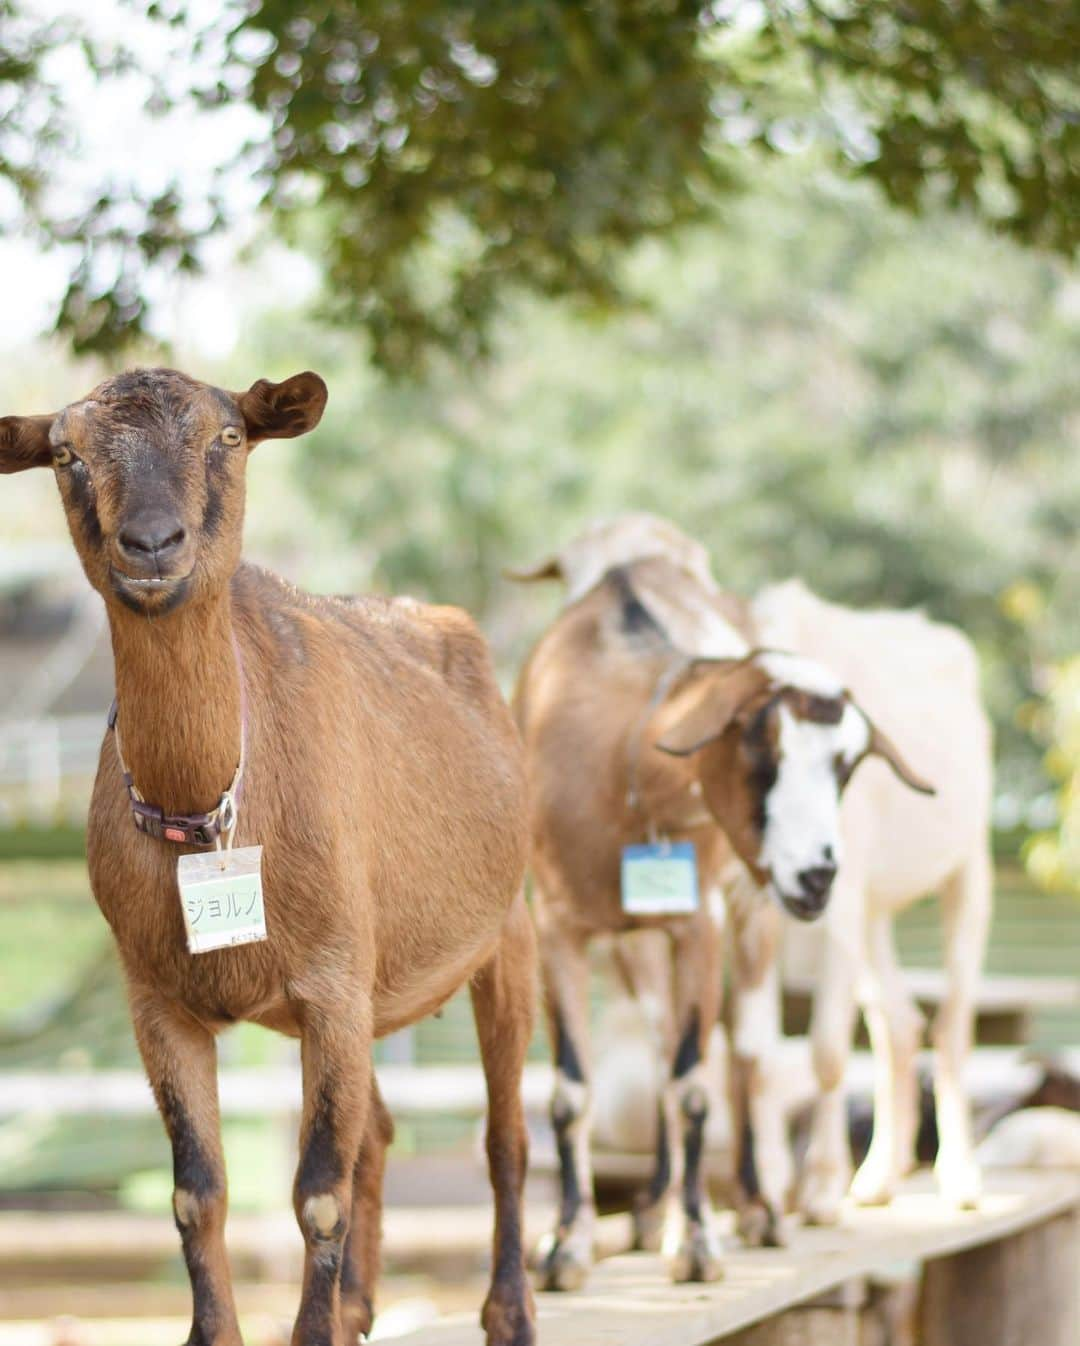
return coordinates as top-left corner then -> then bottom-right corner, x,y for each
621,842 -> 699,915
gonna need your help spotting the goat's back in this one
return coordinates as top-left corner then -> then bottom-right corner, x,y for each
515,559 -> 744,921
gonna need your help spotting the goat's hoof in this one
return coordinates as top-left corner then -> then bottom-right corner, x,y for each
340,1289 -> 374,1342
481,1284 -> 536,1346
737,1199 -> 787,1248
850,1157 -> 897,1207
631,1195 -> 666,1252
799,1169 -> 846,1226
935,1155 -> 981,1209
533,1229 -> 592,1292
671,1224 -> 724,1284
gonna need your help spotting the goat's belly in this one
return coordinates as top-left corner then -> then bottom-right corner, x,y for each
372,937 -> 495,1037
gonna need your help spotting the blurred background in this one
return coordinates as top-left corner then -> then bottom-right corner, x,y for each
0,1 -> 1077,1342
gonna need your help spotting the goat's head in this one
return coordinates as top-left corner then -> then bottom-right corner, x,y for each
0,367 -> 327,617
509,512 -> 718,605
655,650 -> 934,921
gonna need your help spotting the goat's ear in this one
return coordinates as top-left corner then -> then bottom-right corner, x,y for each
0,415 -> 56,473
864,719 -> 936,796
655,660 -> 764,757
237,372 -> 328,445
503,556 -> 563,584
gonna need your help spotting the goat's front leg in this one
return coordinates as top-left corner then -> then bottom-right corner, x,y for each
129,985 -> 240,1346
851,914 -> 924,1207
471,892 -> 538,1346
339,1075 -> 393,1343
730,902 -> 790,1247
800,927 -> 857,1225
534,905 -> 596,1292
664,915 -> 724,1284
292,992 -> 373,1346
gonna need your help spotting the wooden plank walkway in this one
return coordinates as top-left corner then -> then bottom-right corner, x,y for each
385,1170 -> 1080,1346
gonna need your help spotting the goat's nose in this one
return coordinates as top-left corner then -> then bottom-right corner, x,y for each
118,511 -> 187,566
797,863 -> 838,907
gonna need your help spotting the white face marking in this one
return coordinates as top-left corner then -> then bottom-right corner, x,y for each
759,651 -> 845,700
758,700 -> 870,909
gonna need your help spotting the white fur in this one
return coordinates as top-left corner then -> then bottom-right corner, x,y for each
749,579 -> 993,1217
759,701 -> 868,903
759,650 -> 845,700
551,513 -> 720,605
734,965 -> 782,1061
977,1108 -> 1080,1169
633,572 -> 748,659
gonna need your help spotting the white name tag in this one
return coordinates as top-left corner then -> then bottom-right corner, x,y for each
621,842 -> 699,915
177,845 -> 267,954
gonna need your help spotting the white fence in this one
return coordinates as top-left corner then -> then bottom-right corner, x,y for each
0,714 -> 104,825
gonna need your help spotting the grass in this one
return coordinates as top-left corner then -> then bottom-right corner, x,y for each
0,861 -> 102,1021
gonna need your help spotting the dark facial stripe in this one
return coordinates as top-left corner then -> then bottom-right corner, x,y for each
743,703 -> 779,836
202,431 -> 233,541
66,465 -> 103,549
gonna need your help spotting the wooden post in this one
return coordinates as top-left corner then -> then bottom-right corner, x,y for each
727,1280 -> 865,1346
920,1205 -> 1080,1346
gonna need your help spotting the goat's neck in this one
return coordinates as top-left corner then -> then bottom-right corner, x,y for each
107,587 -> 244,815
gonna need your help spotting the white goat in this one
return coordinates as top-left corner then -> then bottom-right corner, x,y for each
751,580 -> 993,1220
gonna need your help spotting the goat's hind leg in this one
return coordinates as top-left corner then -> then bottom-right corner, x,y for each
933,845 -> 990,1209
339,1076 -> 394,1343
129,985 -> 241,1346
609,929 -> 678,1254
471,892 -> 538,1346
534,905 -> 596,1292
666,917 -> 724,1284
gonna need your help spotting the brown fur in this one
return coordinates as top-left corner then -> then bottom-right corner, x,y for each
514,559 -> 779,1284
514,551 -> 926,1275
1,368 -> 537,1346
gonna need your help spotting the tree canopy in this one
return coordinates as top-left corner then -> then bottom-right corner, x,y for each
195,154 -> 1075,812
3,0 -> 1077,368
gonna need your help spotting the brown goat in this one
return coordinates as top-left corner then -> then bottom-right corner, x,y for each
1,369 -> 537,1346
513,527 -> 929,1290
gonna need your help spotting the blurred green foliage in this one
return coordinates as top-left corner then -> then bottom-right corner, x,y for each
2,1 -> 1077,364
234,159 -> 1077,803
1026,658 -> 1080,892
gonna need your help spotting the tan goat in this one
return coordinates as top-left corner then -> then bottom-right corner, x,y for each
1,369 -> 537,1346
512,515 -> 930,1289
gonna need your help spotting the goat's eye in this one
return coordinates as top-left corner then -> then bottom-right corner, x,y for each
220,426 -> 243,447
53,444 -> 77,467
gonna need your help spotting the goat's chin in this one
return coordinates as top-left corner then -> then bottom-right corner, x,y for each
109,566 -> 194,617
774,887 -> 829,923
